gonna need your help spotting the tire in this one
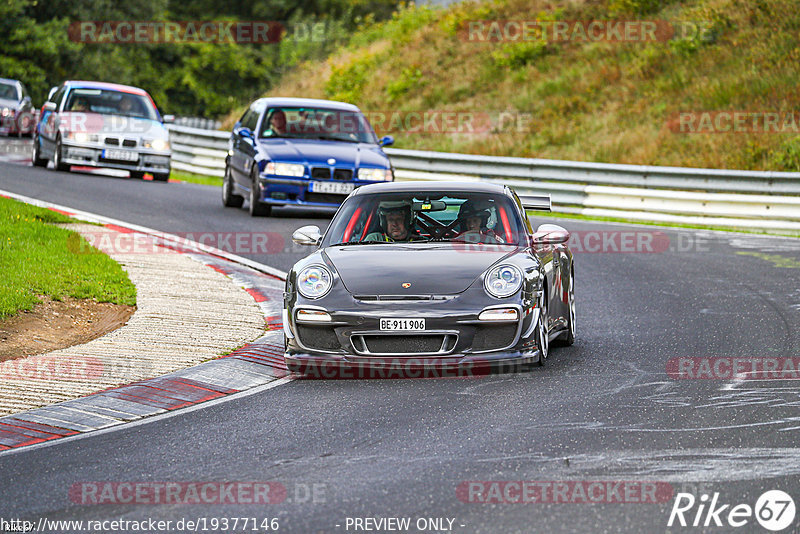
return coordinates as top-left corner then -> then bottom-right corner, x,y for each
556,269 -> 576,346
222,164 -> 244,208
130,171 -> 145,179
31,134 -> 47,167
249,168 -> 271,217
152,172 -> 170,182
536,292 -> 550,367
53,136 -> 69,172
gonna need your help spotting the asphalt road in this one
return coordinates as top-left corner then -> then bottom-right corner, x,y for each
2,150 -> 800,533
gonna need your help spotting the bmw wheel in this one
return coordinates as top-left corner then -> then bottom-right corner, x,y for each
222,163 -> 244,208
53,135 -> 69,172
31,134 -> 47,167
249,167 -> 271,217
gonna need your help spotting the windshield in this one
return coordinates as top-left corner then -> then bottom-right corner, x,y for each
0,82 -> 19,101
259,107 -> 378,144
323,191 -> 526,246
65,89 -> 159,121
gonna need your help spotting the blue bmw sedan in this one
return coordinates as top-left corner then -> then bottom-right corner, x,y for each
223,97 -> 394,216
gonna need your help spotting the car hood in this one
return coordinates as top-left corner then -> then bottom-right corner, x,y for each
60,113 -> 168,139
323,244 -> 518,295
0,98 -> 20,110
258,138 -> 389,168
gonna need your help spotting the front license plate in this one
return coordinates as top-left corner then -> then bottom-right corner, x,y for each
309,181 -> 355,194
380,318 -> 426,331
103,149 -> 138,162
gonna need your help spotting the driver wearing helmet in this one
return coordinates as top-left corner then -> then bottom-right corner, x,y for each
456,200 -> 504,244
364,201 -> 422,242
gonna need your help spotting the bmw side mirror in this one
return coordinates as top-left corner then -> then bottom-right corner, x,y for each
533,224 -> 570,245
162,114 -> 175,124
239,127 -> 254,139
42,102 -> 56,112
292,225 -> 322,246
379,135 -> 394,147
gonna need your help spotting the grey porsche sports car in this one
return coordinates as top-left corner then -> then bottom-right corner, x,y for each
283,181 -> 575,376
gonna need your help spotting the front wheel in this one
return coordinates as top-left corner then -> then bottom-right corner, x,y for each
556,272 -> 576,346
222,164 -> 244,208
249,169 -> 271,217
31,134 -> 47,167
536,294 -> 549,367
53,136 -> 69,172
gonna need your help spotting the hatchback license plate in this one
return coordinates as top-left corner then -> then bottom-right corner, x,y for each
103,149 -> 138,162
380,318 -> 426,331
309,181 -> 354,194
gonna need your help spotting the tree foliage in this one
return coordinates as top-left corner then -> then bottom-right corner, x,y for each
0,0 -> 400,116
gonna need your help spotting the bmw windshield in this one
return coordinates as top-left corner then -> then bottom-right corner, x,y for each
259,107 -> 378,144
64,88 -> 159,121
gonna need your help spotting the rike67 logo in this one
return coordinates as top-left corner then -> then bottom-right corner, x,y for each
668,490 -> 796,531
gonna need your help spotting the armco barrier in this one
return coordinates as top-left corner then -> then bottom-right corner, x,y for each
167,124 -> 800,230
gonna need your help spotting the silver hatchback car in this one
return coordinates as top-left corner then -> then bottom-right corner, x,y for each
32,81 -> 172,181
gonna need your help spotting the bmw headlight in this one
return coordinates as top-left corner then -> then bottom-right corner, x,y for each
297,265 -> 333,299
143,138 -> 170,151
1,108 -> 13,117
358,168 -> 393,181
67,131 -> 90,143
484,264 -> 523,298
266,162 -> 305,177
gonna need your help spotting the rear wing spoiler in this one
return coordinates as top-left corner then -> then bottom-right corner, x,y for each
519,194 -> 552,212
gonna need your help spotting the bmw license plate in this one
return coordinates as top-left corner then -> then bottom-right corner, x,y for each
309,181 -> 355,194
103,149 -> 138,162
380,318 -> 426,331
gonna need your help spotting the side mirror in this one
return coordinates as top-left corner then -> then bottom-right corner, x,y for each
239,127 -> 254,139
162,114 -> 175,124
22,96 -> 31,105
379,135 -> 394,147
42,102 -> 56,112
533,224 -> 570,245
292,225 -> 322,246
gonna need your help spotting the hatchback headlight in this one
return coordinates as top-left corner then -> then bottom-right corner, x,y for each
358,168 -> 393,181
484,264 -> 523,298
297,265 -> 333,299
266,162 -> 305,177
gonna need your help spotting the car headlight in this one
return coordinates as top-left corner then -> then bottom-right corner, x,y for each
484,264 -> 523,298
297,265 -> 333,299
1,108 -> 13,117
67,131 -> 90,143
143,138 -> 170,151
358,168 -> 393,181
266,162 -> 305,177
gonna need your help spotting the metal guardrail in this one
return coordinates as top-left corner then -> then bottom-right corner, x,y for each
168,124 -> 800,230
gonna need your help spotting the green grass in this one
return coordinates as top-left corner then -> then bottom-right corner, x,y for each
0,197 -> 137,320
170,170 -> 223,187
256,0 -> 800,172
527,209 -> 800,238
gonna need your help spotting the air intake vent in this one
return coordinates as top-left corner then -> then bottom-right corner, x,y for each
311,167 -> 330,180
